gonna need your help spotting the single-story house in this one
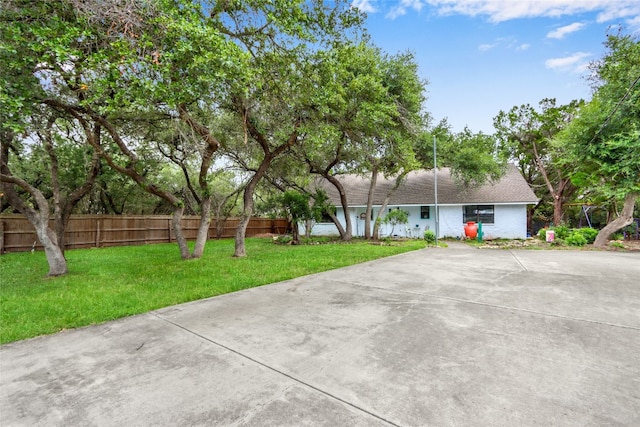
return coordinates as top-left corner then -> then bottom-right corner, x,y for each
304,164 -> 539,239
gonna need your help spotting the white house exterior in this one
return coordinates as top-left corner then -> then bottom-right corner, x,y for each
304,164 -> 539,239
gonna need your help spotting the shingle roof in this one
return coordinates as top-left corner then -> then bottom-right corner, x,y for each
315,164 -> 539,206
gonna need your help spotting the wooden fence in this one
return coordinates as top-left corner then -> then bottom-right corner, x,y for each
0,214 -> 290,254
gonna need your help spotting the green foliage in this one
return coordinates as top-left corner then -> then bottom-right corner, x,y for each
274,235 -> 293,245
550,238 -> 565,247
415,121 -> 506,187
565,232 -> 587,247
555,32 -> 640,202
283,190 -> 312,223
383,209 -> 409,236
384,209 -> 409,225
553,225 -> 570,240
538,228 -> 547,241
574,227 -> 599,244
494,98 -> 583,225
423,229 -> 436,244
0,238 -> 425,343
447,127 -> 506,186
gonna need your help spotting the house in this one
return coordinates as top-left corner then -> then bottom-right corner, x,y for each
305,164 -> 539,239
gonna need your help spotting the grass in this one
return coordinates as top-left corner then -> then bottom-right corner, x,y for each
0,237 -> 426,344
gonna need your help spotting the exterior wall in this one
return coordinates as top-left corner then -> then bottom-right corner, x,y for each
437,205 -> 463,238
303,203 -> 530,239
303,205 -> 435,238
481,204 -> 528,239
436,204 -> 529,239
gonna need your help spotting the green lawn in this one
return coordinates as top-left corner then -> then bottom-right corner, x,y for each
0,237 -> 425,344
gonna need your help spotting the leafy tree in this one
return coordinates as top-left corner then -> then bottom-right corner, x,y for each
2,0 -> 361,261
494,98 -> 582,228
383,208 -> 409,236
281,190 -> 312,244
555,31 -> 640,246
223,8 -> 364,255
298,42 -> 425,241
362,50 -> 424,240
1,0 -> 223,260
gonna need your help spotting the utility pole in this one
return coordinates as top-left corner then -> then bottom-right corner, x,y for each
433,136 -> 439,246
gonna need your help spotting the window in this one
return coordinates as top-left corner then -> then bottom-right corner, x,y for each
420,206 -> 430,219
463,205 -> 494,224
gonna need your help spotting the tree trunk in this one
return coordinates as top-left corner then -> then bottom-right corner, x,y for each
304,219 -> 312,238
373,198 -> 390,240
364,167 -> 378,240
234,175 -> 260,257
327,210 -> 347,238
372,172 -> 407,240
171,205 -> 191,259
1,139 -> 67,276
191,196 -> 211,258
552,195 -> 563,227
324,174 -> 352,241
593,192 -> 638,247
291,220 -> 300,244
234,213 -> 250,257
34,216 -> 68,276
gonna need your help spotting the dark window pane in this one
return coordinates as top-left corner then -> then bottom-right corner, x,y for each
463,205 -> 494,224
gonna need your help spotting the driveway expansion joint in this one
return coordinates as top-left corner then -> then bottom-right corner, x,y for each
508,249 -> 529,271
152,312 -> 402,427
342,281 -> 640,332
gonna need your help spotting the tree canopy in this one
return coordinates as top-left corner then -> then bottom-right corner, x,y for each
555,31 -> 640,245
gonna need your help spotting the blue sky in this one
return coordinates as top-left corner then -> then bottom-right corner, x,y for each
351,0 -> 640,133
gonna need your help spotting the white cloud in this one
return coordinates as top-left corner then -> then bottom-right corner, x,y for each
423,0 -> 640,25
478,37 -> 528,52
478,43 -> 497,51
545,52 -> 591,72
351,0 -> 377,14
547,22 -> 586,39
386,0 -> 424,20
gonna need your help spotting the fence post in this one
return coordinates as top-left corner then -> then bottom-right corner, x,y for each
0,220 -> 4,254
96,218 -> 100,248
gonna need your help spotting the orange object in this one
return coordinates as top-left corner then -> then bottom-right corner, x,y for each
464,221 -> 478,238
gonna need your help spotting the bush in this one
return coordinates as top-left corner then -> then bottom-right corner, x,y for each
423,230 -> 436,244
537,228 -> 547,241
553,225 -> 570,239
574,228 -> 598,244
565,232 -> 587,247
275,235 -> 293,245
550,238 -> 565,247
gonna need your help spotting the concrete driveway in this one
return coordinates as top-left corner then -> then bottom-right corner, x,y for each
1,244 -> 639,426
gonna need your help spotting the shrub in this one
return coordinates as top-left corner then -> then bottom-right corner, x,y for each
538,229 -> 547,241
612,232 -> 624,241
565,232 -> 587,247
275,235 -> 293,244
553,225 -> 570,239
550,238 -> 565,247
574,228 -> 598,244
423,230 -> 436,244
